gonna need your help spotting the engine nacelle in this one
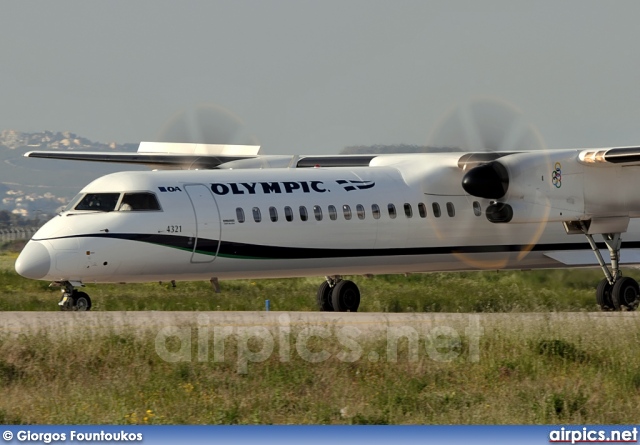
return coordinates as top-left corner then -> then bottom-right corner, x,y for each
464,148 -> 640,224
462,149 -> 621,224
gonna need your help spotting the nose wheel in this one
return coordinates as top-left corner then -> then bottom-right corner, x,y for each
56,282 -> 92,311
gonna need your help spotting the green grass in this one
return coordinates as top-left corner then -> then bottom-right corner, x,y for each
1,249 -> 636,311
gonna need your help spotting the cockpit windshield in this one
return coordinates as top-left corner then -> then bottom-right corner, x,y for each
62,193 -> 85,212
63,191 -> 162,213
73,193 -> 121,212
118,193 -> 161,211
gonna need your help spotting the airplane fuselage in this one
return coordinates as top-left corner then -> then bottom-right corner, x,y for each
16,152 -> 640,285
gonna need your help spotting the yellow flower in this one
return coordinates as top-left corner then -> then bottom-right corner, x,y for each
125,412 -> 138,424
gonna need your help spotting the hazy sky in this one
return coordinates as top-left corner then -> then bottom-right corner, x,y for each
2,1 -> 640,155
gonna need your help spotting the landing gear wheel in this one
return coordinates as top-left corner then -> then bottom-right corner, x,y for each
596,279 -> 613,311
612,277 -> 639,311
59,290 -> 92,312
73,291 -> 92,311
577,227 -> 637,312
331,280 -> 360,312
316,281 -> 333,311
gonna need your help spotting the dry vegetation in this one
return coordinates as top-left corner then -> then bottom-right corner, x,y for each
1,316 -> 640,424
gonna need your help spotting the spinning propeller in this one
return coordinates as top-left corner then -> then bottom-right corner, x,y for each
426,97 -> 551,269
156,103 -> 259,147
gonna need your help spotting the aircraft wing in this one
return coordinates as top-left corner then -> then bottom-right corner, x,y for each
24,140 -> 390,170
24,142 -> 261,170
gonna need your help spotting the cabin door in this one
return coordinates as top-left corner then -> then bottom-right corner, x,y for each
185,184 -> 221,263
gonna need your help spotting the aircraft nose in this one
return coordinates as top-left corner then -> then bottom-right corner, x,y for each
15,241 -> 51,280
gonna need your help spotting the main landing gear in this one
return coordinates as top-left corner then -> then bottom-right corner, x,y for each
580,226 -> 640,311
54,281 -> 92,312
316,276 -> 361,312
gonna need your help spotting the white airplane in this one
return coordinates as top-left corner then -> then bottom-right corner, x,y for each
13,141 -> 640,312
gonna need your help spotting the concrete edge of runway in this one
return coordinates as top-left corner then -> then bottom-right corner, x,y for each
0,311 -> 638,335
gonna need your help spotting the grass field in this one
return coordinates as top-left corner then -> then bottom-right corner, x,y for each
3,242 -> 640,424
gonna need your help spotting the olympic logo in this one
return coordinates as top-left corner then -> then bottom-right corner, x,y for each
552,162 -> 562,188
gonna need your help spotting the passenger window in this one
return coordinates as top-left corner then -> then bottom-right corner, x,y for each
356,204 -> 365,220
285,206 -> 293,222
432,203 -> 441,218
118,192 -> 161,211
313,205 -> 323,221
446,202 -> 455,217
418,203 -> 427,218
236,208 -> 245,223
473,201 -> 482,217
299,206 -> 308,221
253,207 -> 262,223
372,204 -> 380,219
328,205 -> 337,221
343,205 -> 352,220
404,203 -> 413,218
269,206 -> 278,222
388,204 -> 397,219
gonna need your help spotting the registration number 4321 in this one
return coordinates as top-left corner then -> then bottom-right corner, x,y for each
167,225 -> 182,233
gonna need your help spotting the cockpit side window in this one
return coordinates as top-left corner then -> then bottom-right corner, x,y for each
118,192 -> 162,211
74,193 -> 121,212
63,193 -> 85,212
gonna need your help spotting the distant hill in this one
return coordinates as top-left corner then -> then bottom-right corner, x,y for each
0,130 -> 145,217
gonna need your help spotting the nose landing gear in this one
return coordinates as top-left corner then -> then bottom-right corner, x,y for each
54,281 -> 92,312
